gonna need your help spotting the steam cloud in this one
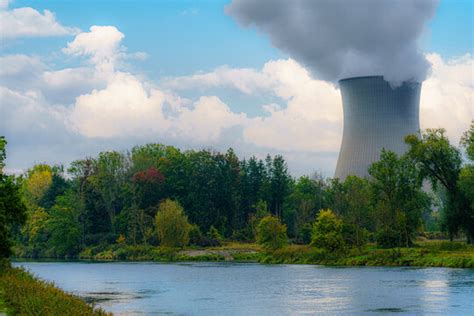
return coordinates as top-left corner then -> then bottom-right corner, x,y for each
226,0 -> 439,85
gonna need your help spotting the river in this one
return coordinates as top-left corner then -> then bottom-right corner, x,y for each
13,262 -> 474,315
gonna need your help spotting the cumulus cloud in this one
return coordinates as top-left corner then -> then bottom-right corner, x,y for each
226,0 -> 438,85
421,53 -> 474,142
0,55 -> 45,89
0,5 -> 78,39
69,72 -> 169,138
173,96 -> 247,142
63,26 -> 125,73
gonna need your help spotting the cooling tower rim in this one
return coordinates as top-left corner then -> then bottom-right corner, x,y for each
338,75 -> 384,83
338,75 -> 421,85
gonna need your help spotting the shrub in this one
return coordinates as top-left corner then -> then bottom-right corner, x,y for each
188,224 -> 203,246
311,209 -> 345,252
207,226 -> 223,246
256,216 -> 287,250
155,199 -> 190,248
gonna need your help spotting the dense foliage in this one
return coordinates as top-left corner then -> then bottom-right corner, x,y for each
0,137 -> 27,259
1,122 -> 473,260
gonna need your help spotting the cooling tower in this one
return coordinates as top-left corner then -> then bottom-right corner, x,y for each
334,76 -> 421,180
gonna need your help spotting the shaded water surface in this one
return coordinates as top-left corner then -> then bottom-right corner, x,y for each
14,262 -> 474,315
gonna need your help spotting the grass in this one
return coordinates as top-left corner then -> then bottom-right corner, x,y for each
67,240 -> 474,268
0,265 -> 111,316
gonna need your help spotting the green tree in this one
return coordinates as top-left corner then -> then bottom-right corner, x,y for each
155,199 -> 190,247
256,215 -> 287,250
459,122 -> 474,238
311,209 -> 345,252
47,191 -> 84,257
269,155 -> 291,218
39,173 -> 69,209
342,176 -> 372,249
289,175 -> 326,243
369,150 -> 430,247
406,129 -> 473,242
248,200 -> 270,240
90,151 -> 128,234
0,137 -> 27,259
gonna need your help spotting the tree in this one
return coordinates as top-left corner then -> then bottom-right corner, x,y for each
0,137 -> 27,259
47,191 -> 84,257
256,215 -> 287,250
341,176 -> 372,249
269,155 -> 291,218
406,129 -> 474,242
90,151 -> 128,234
39,173 -> 69,209
155,199 -> 190,247
248,200 -> 270,240
23,164 -> 53,207
369,150 -> 430,247
289,176 -> 326,243
311,209 -> 345,252
459,121 -> 474,238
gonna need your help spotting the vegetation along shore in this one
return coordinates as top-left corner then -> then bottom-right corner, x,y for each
0,124 -> 473,314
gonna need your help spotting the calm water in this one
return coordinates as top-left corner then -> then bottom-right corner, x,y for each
14,262 -> 474,315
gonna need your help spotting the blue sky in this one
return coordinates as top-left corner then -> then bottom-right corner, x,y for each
1,0 -> 473,176
6,0 -> 471,77
4,0 -> 282,77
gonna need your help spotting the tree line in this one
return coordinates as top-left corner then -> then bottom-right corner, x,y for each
0,122 -> 473,259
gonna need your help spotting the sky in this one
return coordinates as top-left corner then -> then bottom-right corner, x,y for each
0,0 -> 473,176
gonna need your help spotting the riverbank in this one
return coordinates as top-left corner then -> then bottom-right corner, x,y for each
15,240 -> 474,268
0,264 -> 111,316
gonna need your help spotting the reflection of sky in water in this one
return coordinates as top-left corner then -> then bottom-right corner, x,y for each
14,262 -> 474,315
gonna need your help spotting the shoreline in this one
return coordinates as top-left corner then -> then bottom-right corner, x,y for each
12,241 -> 474,269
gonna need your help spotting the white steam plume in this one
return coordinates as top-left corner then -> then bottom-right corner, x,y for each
226,0 -> 439,85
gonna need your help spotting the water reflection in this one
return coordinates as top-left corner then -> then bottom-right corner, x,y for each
14,262 -> 474,315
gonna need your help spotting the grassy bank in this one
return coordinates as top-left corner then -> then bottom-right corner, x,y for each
0,265 -> 111,316
26,240 -> 470,268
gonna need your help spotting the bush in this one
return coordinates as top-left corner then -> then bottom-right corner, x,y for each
155,199 -> 190,248
188,224 -> 203,246
311,209 -> 345,252
256,216 -> 287,250
207,226 -> 223,246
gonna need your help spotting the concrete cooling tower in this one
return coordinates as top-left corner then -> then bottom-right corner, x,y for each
334,76 -> 421,180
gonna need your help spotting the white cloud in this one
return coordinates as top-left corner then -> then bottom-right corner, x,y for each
0,54 -> 44,77
165,59 -> 343,152
173,96 -> 247,143
68,72 -> 246,144
0,0 -> 10,10
0,86 -> 66,135
421,53 -> 474,143
0,6 -> 78,39
69,72 -> 169,138
63,26 -> 125,73
164,65 -> 274,95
